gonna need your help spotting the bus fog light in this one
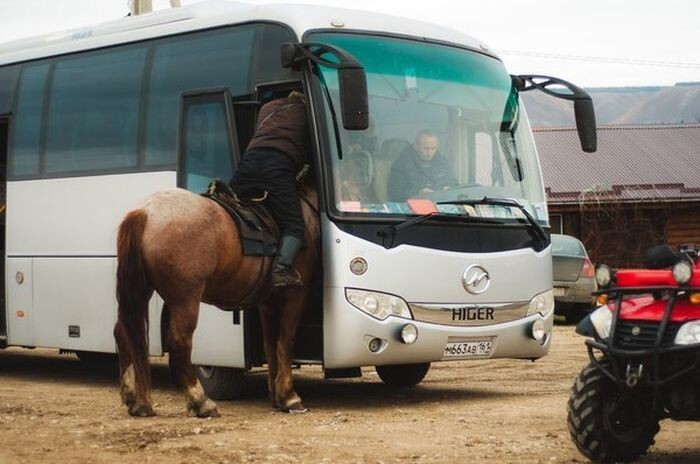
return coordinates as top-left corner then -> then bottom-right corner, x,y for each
368,337 -> 383,352
672,261 -> 693,285
400,324 -> 418,344
531,319 -> 546,343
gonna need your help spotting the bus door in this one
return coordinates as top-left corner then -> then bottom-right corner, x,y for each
175,88 -> 247,368
252,81 -> 324,364
0,64 -> 18,348
0,117 -> 7,347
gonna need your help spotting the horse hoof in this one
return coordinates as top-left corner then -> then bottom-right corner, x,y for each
281,401 -> 308,413
196,406 -> 221,418
196,408 -> 221,418
120,392 -> 136,408
194,399 -> 220,418
128,404 -> 156,417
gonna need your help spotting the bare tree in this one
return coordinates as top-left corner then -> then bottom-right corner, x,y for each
577,188 -> 669,268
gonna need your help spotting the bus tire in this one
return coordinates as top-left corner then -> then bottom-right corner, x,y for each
567,361 -> 659,463
194,365 -> 246,400
375,362 -> 430,387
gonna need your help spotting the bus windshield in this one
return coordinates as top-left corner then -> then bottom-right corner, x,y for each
310,33 -> 548,224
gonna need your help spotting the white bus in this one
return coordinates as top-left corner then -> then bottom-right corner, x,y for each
0,1 -> 595,396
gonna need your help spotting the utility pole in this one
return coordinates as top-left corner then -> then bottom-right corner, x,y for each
128,0 -> 153,15
128,0 -> 181,15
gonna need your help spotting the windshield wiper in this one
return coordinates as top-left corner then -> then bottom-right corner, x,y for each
377,212 -> 503,249
438,197 -> 548,244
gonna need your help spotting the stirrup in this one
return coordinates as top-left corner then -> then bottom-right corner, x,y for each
271,268 -> 303,287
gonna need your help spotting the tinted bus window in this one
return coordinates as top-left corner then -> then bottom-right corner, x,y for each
44,47 -> 146,175
0,65 -> 20,115
11,63 -> 49,178
144,27 -> 255,167
183,100 -> 233,192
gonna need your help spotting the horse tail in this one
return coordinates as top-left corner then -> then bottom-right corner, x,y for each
116,209 -> 152,396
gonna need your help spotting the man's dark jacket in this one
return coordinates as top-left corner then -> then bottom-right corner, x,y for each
246,94 -> 310,167
387,146 -> 457,201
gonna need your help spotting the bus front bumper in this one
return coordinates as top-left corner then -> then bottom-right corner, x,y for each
323,290 -> 553,368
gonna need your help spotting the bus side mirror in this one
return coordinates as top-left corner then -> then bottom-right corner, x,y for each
281,42 -> 369,130
574,98 -> 597,153
514,74 -> 597,152
338,67 -> 369,130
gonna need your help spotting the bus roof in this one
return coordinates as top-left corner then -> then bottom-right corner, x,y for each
0,1 -> 494,66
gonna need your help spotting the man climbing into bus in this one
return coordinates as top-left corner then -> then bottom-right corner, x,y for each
387,129 -> 457,201
229,91 -> 310,287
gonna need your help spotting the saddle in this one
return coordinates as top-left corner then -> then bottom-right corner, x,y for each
202,179 -> 280,256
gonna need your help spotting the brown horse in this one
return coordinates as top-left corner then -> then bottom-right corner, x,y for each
113,186 -> 319,417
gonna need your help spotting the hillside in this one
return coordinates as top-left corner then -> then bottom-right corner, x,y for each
522,82 -> 700,127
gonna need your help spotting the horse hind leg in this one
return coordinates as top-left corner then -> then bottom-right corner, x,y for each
166,298 -> 220,418
114,317 -> 155,417
115,208 -> 156,417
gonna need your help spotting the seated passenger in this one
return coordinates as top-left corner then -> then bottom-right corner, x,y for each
339,133 -> 376,203
387,129 -> 457,201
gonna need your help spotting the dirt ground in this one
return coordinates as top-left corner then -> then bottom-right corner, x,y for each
0,323 -> 698,464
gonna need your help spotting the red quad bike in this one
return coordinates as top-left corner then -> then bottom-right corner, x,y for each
567,244 -> 700,463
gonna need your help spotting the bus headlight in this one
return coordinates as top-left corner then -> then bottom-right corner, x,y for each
526,289 -> 554,317
345,289 -> 412,320
675,321 -> 700,345
589,305 -> 613,339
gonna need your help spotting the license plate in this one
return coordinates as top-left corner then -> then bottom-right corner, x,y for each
553,287 -> 567,297
443,339 -> 492,359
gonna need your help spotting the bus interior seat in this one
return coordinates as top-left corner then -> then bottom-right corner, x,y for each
373,137 -> 411,203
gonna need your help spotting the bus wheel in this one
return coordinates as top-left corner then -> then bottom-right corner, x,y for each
375,362 -> 430,387
194,365 -> 246,400
567,361 -> 659,462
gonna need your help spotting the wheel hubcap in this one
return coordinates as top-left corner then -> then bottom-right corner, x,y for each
198,365 -> 215,379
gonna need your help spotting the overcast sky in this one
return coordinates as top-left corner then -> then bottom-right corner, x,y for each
1,0 -> 699,88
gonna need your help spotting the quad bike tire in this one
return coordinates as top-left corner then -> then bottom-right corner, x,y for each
567,361 -> 660,462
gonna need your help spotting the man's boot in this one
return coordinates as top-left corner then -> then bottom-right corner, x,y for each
271,235 -> 303,287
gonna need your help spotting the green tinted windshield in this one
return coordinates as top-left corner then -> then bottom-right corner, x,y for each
310,33 -> 548,223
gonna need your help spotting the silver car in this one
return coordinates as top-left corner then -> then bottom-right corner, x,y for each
551,234 -> 597,323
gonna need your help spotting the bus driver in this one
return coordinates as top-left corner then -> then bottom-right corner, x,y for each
387,129 -> 457,201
